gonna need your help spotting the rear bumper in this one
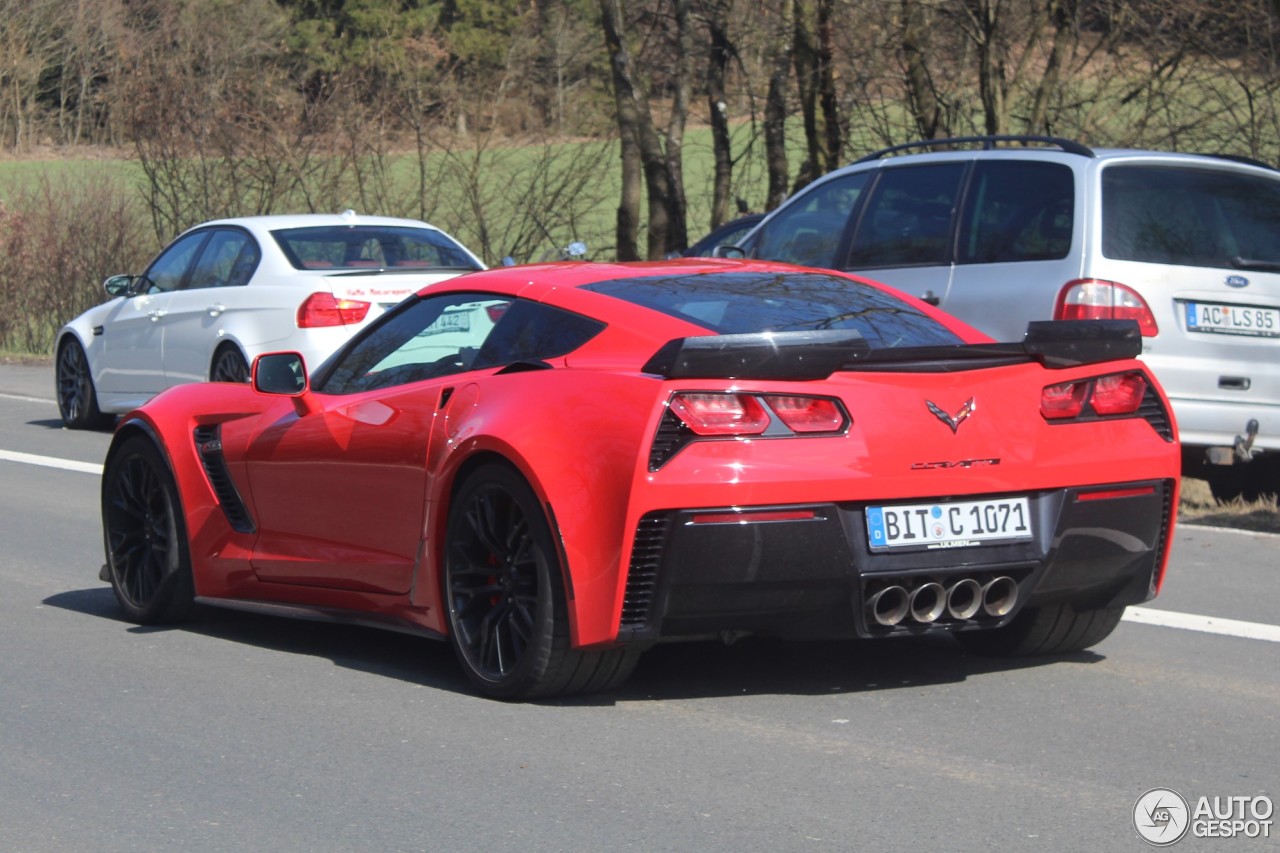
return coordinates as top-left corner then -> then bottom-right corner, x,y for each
617,479 -> 1174,643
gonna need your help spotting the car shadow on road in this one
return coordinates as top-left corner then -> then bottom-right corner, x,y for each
42,586 -> 472,695
44,585 -> 1104,703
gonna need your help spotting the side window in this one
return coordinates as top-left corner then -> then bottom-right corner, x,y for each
316,294 -> 603,395
141,231 -> 209,294
187,230 -> 261,289
471,301 -> 604,369
958,162 -> 1074,264
751,172 -> 868,267
846,163 -> 966,268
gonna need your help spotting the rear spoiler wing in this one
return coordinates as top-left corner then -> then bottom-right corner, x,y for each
641,320 -> 1141,380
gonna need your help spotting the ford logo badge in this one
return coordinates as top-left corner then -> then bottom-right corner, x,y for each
1225,274 -> 1250,288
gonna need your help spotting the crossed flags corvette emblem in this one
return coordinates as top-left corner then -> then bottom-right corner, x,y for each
926,397 -> 976,434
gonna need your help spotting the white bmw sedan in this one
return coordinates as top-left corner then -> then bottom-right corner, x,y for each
55,211 -> 485,428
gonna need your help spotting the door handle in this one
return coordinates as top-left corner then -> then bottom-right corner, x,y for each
148,310 -> 166,322
920,290 -> 941,306
207,303 -> 226,317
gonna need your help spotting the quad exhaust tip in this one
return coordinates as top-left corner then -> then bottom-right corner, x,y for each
945,578 -> 983,620
867,585 -> 910,627
866,576 -> 1020,626
909,582 -> 946,624
981,576 -> 1019,617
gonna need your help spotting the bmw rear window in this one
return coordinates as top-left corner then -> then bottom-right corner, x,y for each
585,271 -> 963,348
272,225 -> 481,271
1102,165 -> 1280,269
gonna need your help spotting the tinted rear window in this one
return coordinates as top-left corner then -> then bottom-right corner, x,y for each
584,271 -> 962,348
272,225 -> 480,271
1102,165 -> 1280,268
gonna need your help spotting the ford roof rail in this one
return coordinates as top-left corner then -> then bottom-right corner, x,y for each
1194,152 -> 1278,172
853,135 -> 1095,164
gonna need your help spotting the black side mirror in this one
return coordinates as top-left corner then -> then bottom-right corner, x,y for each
253,352 -> 309,395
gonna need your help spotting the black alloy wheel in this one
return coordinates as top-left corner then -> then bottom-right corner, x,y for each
211,347 -> 250,383
56,339 -> 113,429
102,436 -> 195,624
444,463 -> 640,699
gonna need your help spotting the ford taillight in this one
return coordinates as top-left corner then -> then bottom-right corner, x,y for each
297,292 -> 371,328
1055,279 -> 1158,336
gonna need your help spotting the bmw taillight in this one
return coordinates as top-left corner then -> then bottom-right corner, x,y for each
296,292 -> 371,328
1055,279 -> 1158,336
1041,371 -> 1149,420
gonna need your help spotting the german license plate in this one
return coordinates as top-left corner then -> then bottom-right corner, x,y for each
421,309 -> 471,336
1185,302 -> 1280,338
866,497 -> 1032,551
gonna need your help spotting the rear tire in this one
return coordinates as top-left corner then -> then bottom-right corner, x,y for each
444,462 -> 639,699
101,435 -> 196,624
56,339 -> 113,430
956,603 -> 1124,657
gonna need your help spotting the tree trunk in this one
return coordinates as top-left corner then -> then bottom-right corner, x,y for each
764,0 -> 795,210
706,0 -> 734,227
901,0 -> 947,139
599,0 -> 642,260
664,0 -> 691,254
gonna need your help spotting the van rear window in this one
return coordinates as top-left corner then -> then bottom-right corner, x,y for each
1102,165 -> 1280,269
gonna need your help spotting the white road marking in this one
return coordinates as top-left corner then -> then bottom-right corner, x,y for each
0,449 -> 103,475
0,392 -> 52,404
1123,606 -> 1280,643
2,447 -> 1278,643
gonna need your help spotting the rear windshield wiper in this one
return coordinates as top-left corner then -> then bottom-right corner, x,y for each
1229,256 -> 1280,273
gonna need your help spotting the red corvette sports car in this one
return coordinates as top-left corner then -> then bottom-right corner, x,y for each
100,259 -> 1179,699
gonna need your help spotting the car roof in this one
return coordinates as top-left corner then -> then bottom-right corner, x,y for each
410,258 -> 985,341
188,211 -> 450,234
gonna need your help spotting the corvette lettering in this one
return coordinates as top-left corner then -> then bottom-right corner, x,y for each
911,458 -> 1001,470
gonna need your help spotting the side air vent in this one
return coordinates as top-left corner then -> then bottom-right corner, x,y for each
1151,479 -> 1175,597
648,409 -> 695,471
1138,385 -> 1174,442
193,425 -> 255,534
620,513 -> 670,628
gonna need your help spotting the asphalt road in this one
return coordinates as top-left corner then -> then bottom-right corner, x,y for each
2,364 -> 1277,852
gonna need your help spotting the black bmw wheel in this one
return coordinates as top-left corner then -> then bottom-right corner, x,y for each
56,339 -> 113,430
102,436 -> 195,624
211,347 -> 249,383
445,463 -> 639,699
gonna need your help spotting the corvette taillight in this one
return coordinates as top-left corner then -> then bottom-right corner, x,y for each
297,292 -> 371,328
1055,279 -> 1158,336
1040,380 -> 1089,419
669,393 -> 770,435
1091,373 -> 1147,415
763,394 -> 847,433
652,391 -> 849,469
1041,371 -> 1149,420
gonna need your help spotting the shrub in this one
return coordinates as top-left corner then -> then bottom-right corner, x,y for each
0,171 -> 154,354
